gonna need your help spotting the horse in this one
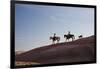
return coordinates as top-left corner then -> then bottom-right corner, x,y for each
50,36 -> 60,44
78,35 -> 83,39
64,34 -> 75,42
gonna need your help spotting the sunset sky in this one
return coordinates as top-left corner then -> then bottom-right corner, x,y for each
15,4 -> 94,51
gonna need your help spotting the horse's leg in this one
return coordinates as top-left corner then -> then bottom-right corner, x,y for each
65,39 -> 67,42
54,40 -> 55,44
72,37 -> 73,41
57,40 -> 58,43
74,36 -> 75,40
57,39 -> 59,43
66,39 -> 68,42
66,38 -> 67,42
67,39 -> 69,42
58,39 -> 60,43
57,40 -> 59,43
52,40 -> 54,44
72,36 -> 74,41
58,37 -> 60,43
73,37 -> 74,40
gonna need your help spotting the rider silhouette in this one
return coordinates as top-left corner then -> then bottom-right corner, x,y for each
68,31 -> 70,35
53,33 -> 56,37
53,33 -> 56,40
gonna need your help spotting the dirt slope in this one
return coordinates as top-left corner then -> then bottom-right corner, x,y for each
15,35 -> 96,64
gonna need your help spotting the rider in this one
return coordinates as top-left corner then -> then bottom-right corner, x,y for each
54,33 -> 56,37
68,31 -> 70,35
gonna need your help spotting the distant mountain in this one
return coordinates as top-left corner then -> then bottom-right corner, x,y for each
16,35 -> 96,64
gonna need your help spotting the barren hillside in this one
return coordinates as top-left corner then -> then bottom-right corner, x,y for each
15,35 -> 96,65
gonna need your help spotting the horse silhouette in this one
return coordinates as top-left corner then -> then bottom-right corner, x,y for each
50,33 -> 60,44
78,35 -> 83,39
64,31 -> 75,42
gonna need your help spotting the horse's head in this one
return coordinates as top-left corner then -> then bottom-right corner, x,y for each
49,37 -> 52,40
64,35 -> 66,38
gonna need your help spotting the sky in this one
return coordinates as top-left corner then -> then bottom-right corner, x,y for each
15,4 -> 94,51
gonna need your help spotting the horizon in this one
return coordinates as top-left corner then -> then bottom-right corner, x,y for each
15,35 -> 94,52
15,4 -> 94,51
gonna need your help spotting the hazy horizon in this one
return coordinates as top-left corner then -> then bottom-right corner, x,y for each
15,4 -> 94,51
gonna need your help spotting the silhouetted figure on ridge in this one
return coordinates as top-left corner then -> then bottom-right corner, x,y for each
78,35 -> 83,39
64,31 -> 75,42
50,33 -> 60,44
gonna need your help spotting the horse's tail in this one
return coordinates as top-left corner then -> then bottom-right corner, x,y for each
64,35 -> 66,38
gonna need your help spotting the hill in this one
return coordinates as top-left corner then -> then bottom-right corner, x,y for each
15,51 -> 25,55
15,35 -> 96,65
